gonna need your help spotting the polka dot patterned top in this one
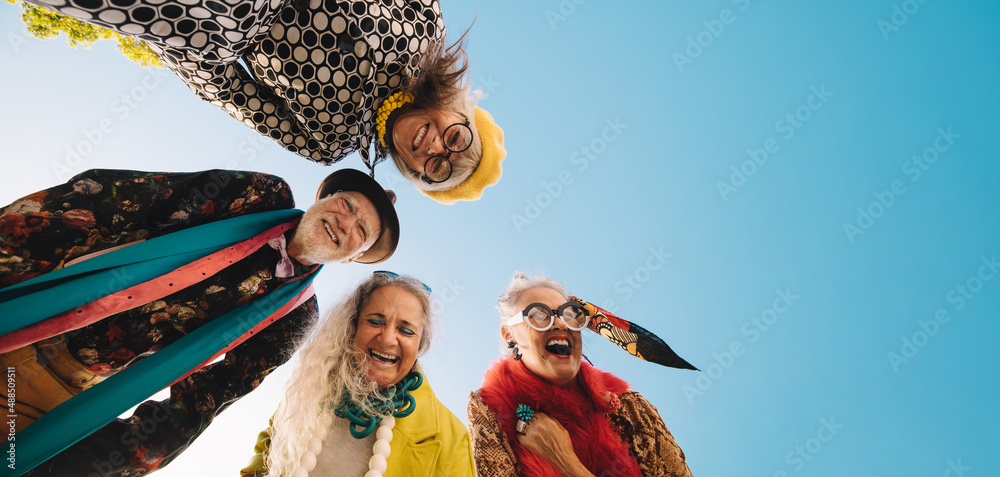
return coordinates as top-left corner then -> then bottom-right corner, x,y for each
28,0 -> 446,168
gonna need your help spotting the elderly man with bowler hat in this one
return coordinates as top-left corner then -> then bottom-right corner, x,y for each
0,167 -> 398,476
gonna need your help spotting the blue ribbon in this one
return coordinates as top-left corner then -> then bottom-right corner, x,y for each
0,209 -> 315,476
0,209 -> 303,335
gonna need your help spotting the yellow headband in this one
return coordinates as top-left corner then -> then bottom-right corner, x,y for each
422,107 -> 506,205
376,92 -> 414,147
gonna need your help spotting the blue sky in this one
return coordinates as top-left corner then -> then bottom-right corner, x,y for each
1,0 -> 998,475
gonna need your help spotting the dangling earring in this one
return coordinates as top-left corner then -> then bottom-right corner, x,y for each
507,340 -> 522,361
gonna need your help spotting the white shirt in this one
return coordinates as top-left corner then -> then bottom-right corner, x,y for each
312,416 -> 377,477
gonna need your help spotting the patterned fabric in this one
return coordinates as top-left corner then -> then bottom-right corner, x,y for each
15,267 -> 316,476
64,235 -> 305,374
0,169 -> 316,476
0,210 -> 305,353
29,0 -> 287,62
571,296 -> 699,371
27,0 -> 447,168
0,169 -> 293,286
468,360 -> 694,477
474,358 -> 642,477
607,393 -> 694,477
466,392 -> 520,476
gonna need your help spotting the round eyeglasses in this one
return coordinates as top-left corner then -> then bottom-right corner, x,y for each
504,302 -> 591,332
422,120 -> 473,184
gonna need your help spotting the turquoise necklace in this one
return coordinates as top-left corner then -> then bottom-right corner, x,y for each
333,370 -> 423,439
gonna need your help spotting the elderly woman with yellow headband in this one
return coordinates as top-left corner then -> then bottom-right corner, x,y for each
241,271 -> 474,477
21,0 -> 506,204
468,273 -> 698,476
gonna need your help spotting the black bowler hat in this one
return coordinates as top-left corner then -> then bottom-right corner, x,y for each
315,169 -> 399,264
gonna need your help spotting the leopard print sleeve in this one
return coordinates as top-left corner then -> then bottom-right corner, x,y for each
467,390 -> 519,477
607,392 -> 694,477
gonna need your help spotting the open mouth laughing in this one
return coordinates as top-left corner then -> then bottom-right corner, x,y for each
412,123 -> 428,151
544,337 -> 572,357
369,349 -> 399,365
322,220 -> 340,246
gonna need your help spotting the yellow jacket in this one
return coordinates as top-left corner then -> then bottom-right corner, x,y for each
240,374 -> 475,477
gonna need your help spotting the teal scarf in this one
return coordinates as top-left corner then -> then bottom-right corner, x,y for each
0,210 -> 304,336
334,370 -> 423,439
0,209 -> 319,476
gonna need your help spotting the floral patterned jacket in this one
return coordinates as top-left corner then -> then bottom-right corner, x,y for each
0,169 -> 317,476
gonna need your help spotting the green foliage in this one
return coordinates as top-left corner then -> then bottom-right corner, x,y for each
9,0 -> 163,68
115,35 -> 162,68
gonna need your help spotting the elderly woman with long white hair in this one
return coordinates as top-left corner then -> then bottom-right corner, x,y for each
468,273 -> 699,476
241,271 -> 474,477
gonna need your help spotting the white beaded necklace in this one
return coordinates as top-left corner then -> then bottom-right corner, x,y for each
288,415 -> 396,477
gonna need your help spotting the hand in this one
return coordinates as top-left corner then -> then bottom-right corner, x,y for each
516,412 -> 596,477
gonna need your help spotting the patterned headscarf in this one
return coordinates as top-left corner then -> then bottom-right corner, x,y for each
570,296 -> 698,371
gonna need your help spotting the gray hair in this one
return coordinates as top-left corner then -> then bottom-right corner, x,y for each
266,272 -> 435,476
496,272 -> 569,355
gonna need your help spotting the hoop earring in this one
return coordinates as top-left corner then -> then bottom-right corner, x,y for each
507,340 -> 522,361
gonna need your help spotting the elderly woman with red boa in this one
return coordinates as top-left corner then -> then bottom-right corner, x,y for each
467,273 -> 698,476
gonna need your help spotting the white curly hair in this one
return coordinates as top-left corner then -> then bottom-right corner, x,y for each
264,272 -> 435,476
495,272 -> 569,356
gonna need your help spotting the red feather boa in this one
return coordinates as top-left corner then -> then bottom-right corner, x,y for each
478,358 -> 642,477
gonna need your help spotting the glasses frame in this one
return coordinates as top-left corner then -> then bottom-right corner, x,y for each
373,270 -> 432,293
422,120 -> 472,184
504,302 -> 591,332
